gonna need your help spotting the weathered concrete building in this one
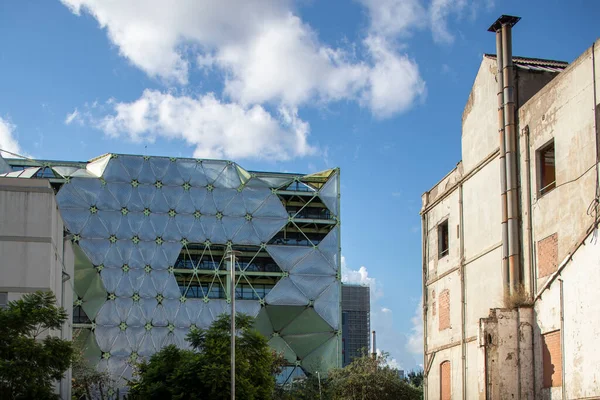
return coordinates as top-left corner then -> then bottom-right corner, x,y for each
0,177 -> 75,399
421,15 -> 600,399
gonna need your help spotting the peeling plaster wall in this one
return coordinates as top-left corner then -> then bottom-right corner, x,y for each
481,308 -> 534,400
426,345 -> 463,400
422,40 -> 600,399
519,43 -> 599,292
534,233 -> 600,399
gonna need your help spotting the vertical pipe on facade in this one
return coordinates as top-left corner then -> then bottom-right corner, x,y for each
421,211 -> 429,400
495,29 -> 511,299
558,278 -> 566,400
523,126 -> 536,296
502,24 -> 521,295
459,184 -> 467,400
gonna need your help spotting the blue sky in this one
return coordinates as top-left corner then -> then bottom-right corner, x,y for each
0,0 -> 598,370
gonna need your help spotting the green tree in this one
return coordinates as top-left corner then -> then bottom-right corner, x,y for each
273,375 -> 334,400
128,313 -> 281,400
328,353 -> 423,400
405,369 -> 424,390
0,291 -> 74,400
71,345 -> 112,400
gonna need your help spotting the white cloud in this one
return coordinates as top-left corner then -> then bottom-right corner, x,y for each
341,255 -> 383,301
430,0 -> 467,44
94,89 -> 315,161
0,117 -> 22,156
65,108 -> 80,125
60,0 -> 290,85
363,35 -> 425,118
61,0 -> 426,118
360,0 -> 491,46
358,0 -> 426,38
407,299 -> 424,355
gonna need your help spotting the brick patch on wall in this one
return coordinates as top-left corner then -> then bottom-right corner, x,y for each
439,289 -> 450,331
440,360 -> 451,400
542,330 -> 562,388
537,233 -> 558,278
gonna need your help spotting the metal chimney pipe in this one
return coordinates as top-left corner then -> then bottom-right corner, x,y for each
502,23 -> 521,295
488,15 -> 521,300
371,331 -> 377,359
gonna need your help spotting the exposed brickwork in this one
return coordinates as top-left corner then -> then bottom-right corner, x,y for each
440,360 -> 451,400
537,233 -> 558,277
439,289 -> 450,331
542,330 -> 562,388
432,301 -> 437,316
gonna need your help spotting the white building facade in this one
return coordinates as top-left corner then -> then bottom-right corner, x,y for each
421,16 -> 600,400
0,177 -> 75,399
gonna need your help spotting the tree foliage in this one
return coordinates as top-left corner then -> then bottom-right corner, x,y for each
327,353 -> 423,400
405,369 -> 424,390
273,375 -> 334,400
128,313 -> 281,400
71,341 -> 112,400
0,291 -> 74,400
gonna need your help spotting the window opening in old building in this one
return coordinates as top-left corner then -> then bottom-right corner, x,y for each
440,360 -> 451,400
438,220 -> 449,258
538,140 -> 556,196
542,330 -> 562,388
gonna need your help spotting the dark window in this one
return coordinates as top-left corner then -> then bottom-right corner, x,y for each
0,292 -> 7,309
538,140 -> 556,196
34,167 -> 56,179
73,306 -> 91,324
235,284 -> 273,300
438,220 -> 449,259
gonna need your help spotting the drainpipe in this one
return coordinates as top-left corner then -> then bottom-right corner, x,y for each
523,126 -> 536,296
592,42 -> 600,230
489,15 -> 521,299
523,125 -> 537,395
558,278 -> 566,399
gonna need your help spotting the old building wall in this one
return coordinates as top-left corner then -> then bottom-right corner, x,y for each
534,231 -> 600,400
425,187 -> 461,280
426,345 -> 463,400
423,36 -> 600,400
461,58 -> 499,172
461,159 -> 505,339
462,56 -> 561,173
519,42 -> 599,291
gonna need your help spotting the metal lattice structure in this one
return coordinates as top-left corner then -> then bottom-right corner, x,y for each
1,153 -> 341,388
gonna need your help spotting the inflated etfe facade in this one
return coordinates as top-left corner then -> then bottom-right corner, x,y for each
2,153 -> 341,386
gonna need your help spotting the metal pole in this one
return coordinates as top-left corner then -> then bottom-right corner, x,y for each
317,371 -> 322,399
230,250 -> 236,400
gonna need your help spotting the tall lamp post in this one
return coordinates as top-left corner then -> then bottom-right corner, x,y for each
227,250 -> 241,400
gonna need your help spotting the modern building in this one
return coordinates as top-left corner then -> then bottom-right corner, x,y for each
341,284 -> 370,366
0,177 -> 74,399
0,153 -> 342,390
420,15 -> 600,400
